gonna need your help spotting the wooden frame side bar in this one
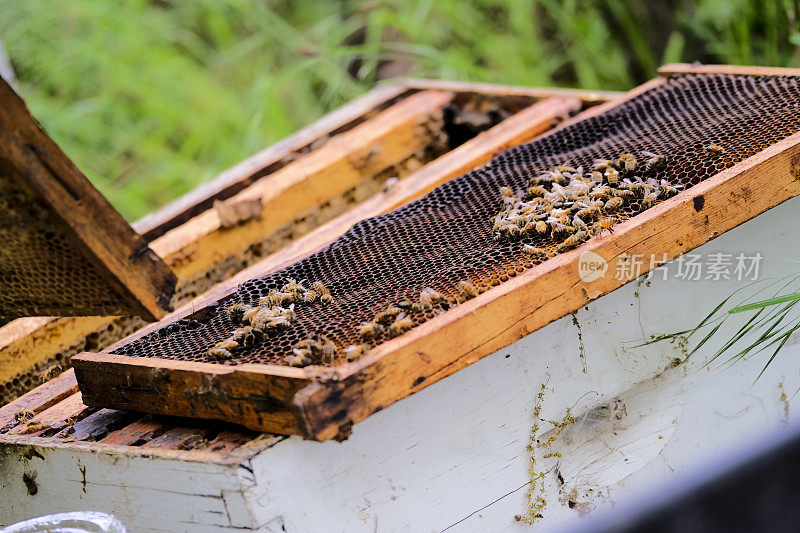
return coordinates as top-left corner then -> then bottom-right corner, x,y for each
658,63 -> 800,78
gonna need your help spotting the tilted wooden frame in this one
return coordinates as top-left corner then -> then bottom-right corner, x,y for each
0,77 -> 176,320
73,65 -> 800,440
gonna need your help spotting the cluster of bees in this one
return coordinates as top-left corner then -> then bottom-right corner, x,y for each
210,279 -> 334,362
198,145 -> 721,368
286,282 -> 481,368
492,151 -> 683,255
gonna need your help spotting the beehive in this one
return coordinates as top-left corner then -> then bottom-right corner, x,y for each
0,80 -> 595,405
71,65 -> 800,439
0,78 -> 176,320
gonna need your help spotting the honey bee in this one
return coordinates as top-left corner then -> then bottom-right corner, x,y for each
397,300 -> 415,309
556,230 -> 589,253
534,220 -> 548,234
594,217 -> 618,234
576,204 -> 601,220
313,281 -> 334,304
215,339 -> 239,351
527,185 -> 547,197
618,153 -> 637,172
374,305 -> 402,325
420,287 -> 447,307
523,245 -> 548,261
572,214 -> 588,228
641,191 -> 658,208
642,151 -> 666,171
242,305 -> 263,323
604,196 -> 624,211
288,348 -> 312,367
14,410 -> 35,423
706,142 -> 724,155
226,303 -> 248,324
499,186 -> 516,198
320,338 -> 337,362
388,313 -> 414,338
282,278 -> 306,293
260,290 -> 284,307
56,426 -> 76,439
42,365 -> 63,381
358,321 -> 385,340
302,290 -> 318,304
554,164 -> 577,173
551,223 -> 575,238
344,344 -> 368,361
614,188 -> 635,199
207,347 -> 233,361
588,186 -> 610,199
604,167 -> 620,185
457,280 -> 478,300
658,179 -> 683,197
281,304 -> 296,322
593,159 -> 615,171
532,171 -> 555,185
232,326 -> 261,347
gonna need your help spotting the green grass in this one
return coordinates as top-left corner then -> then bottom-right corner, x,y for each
2,0 -> 800,220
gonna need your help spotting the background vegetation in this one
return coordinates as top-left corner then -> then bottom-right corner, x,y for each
1,0 -> 800,221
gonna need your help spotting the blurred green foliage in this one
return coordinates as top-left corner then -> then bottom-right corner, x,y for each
1,0 -> 799,221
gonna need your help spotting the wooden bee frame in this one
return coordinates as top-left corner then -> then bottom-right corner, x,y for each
71,65 -> 800,440
0,81 -> 599,405
0,78 -> 176,321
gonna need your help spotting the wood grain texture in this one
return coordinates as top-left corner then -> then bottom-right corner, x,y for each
0,78 -> 176,320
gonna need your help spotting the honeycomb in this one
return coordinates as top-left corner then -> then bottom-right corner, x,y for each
0,162 -> 134,319
113,73 -> 800,367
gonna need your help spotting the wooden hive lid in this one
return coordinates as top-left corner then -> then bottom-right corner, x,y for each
0,77 -> 176,321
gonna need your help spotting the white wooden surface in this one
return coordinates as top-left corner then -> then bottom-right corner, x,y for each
2,196 -> 800,532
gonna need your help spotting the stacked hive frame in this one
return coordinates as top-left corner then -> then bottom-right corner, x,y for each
0,79 -> 610,426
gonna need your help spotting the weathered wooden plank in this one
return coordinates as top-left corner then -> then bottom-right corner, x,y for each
99,416 -> 167,446
0,78 -> 176,320
7,392 -> 88,436
132,83 -> 411,241
73,354 -> 311,435
404,78 -> 619,106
